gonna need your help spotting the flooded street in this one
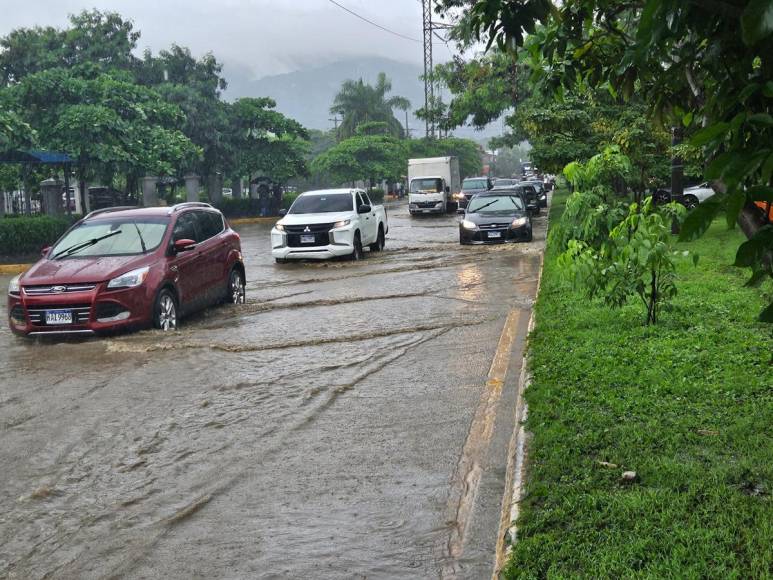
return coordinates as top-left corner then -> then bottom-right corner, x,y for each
0,203 -> 546,579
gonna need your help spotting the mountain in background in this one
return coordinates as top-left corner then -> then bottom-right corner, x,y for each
223,56 -> 499,142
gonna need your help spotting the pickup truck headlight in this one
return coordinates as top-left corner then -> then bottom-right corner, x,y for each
453,192 -> 465,200
8,274 -> 20,295
332,219 -> 351,229
511,217 -> 528,228
462,219 -> 477,230
274,223 -> 285,232
107,266 -> 150,289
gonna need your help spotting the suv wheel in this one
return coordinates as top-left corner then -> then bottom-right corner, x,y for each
227,267 -> 246,304
683,195 -> 699,210
154,289 -> 178,331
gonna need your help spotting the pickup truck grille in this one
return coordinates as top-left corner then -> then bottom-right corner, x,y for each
283,223 -> 337,234
414,201 -> 440,208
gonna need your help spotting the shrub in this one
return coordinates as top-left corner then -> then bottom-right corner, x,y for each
367,188 -> 385,203
0,215 -> 77,257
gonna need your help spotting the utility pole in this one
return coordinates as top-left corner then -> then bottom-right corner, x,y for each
329,116 -> 341,140
422,0 -> 434,139
404,109 -> 412,139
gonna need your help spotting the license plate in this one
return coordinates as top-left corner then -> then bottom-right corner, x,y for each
487,231 -> 502,239
45,309 -> 73,325
422,209 -> 431,213
300,234 -> 316,244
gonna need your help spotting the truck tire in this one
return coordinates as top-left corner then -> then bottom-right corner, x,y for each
369,226 -> 385,252
350,232 -> 364,260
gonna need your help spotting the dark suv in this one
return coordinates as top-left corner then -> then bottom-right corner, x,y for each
8,203 -> 245,337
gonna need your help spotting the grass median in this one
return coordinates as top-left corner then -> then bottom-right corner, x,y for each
504,189 -> 773,578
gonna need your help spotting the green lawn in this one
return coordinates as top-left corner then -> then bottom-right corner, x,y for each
504,190 -> 773,578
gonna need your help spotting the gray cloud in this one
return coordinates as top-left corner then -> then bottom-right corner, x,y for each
0,0 -> 453,79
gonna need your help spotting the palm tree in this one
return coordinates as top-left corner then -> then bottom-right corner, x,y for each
330,72 -> 410,139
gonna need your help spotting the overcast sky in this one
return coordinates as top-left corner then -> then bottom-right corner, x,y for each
0,0 -> 456,80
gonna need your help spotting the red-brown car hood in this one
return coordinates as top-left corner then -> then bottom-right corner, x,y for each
22,254 -> 153,286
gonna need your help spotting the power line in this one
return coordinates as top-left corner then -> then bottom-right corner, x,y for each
325,0 -> 421,43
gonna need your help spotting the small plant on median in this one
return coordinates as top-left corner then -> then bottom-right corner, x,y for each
559,197 -> 687,325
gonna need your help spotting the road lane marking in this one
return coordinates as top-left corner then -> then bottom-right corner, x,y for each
440,308 -> 523,578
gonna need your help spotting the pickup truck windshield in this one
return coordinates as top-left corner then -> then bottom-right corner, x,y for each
289,194 -> 353,214
410,178 -> 443,193
463,179 -> 488,191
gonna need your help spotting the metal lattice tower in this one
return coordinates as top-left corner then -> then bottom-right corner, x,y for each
422,0 -> 434,138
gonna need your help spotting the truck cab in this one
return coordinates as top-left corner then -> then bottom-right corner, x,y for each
407,156 -> 461,215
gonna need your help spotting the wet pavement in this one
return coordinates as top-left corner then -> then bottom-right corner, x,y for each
0,203 -> 546,579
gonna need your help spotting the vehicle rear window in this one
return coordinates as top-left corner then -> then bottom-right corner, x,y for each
289,193 -> 353,214
410,178 -> 443,193
462,179 -> 488,191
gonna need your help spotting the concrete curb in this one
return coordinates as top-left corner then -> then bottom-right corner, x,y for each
229,216 -> 279,225
0,264 -> 29,275
493,193 -> 553,578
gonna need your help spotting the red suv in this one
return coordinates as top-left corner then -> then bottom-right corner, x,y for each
7,203 -> 245,337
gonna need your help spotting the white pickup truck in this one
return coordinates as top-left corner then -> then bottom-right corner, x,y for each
271,188 -> 388,262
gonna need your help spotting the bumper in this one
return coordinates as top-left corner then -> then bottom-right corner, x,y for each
271,226 -> 355,260
409,202 -> 446,214
459,225 -> 531,244
7,284 -> 154,337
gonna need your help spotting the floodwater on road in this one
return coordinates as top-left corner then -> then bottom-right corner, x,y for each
0,203 -> 546,579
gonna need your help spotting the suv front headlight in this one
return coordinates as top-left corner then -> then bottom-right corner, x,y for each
462,219 -> 477,230
8,274 -> 20,295
511,217 -> 528,228
107,266 -> 150,289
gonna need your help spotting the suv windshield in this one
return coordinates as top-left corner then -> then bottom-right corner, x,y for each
468,195 -> 524,213
51,217 -> 170,258
410,178 -> 443,193
462,179 -> 488,191
289,193 -> 353,214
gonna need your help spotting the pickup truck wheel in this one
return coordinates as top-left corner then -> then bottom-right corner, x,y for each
351,233 -> 364,261
369,227 -> 385,252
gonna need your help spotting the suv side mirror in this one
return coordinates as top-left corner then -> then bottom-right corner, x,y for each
41,246 -> 51,258
358,204 -> 371,214
278,209 -> 288,216
173,238 -> 196,253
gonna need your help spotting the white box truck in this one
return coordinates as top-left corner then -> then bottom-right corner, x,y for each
407,156 -> 461,215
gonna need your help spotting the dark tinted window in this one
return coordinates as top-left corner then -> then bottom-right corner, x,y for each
196,211 -> 224,241
173,212 -> 198,242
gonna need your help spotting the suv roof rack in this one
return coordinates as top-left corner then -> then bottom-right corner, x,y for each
169,202 -> 214,214
83,206 -> 140,220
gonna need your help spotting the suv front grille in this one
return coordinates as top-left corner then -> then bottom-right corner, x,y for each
26,304 -> 91,326
24,284 -> 97,296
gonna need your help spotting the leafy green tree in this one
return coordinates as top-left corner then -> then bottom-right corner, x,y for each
436,0 -> 773,320
560,198 -> 686,325
227,97 -> 309,184
311,135 -> 406,187
330,73 -> 410,139
407,137 -> 483,179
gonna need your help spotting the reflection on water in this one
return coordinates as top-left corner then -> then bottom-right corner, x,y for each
455,262 -> 484,302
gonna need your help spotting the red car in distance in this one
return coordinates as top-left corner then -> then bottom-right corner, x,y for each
7,202 -> 245,337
